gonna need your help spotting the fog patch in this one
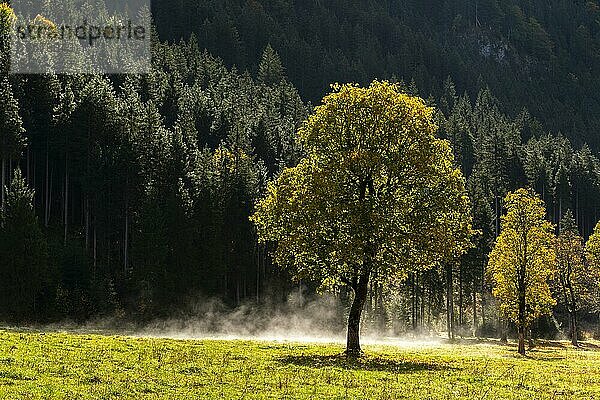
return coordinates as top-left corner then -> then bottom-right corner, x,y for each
141,291 -> 347,343
6,291 -> 446,348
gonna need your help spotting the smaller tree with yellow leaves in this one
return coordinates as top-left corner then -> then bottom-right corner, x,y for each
488,188 -> 556,355
585,221 -> 600,336
554,210 -> 593,346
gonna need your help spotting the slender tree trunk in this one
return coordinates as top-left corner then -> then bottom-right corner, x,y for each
495,194 -> 500,238
559,198 -> 563,227
93,226 -> 97,279
48,167 -> 53,224
446,264 -> 454,340
472,290 -> 477,336
45,146 -> 49,227
243,273 -> 247,300
420,276 -> 425,329
123,189 -> 129,274
32,152 -> 36,204
256,243 -> 260,303
64,155 -> 68,246
346,271 -> 369,356
518,325 -> 526,355
481,260 -> 486,334
26,148 -> 30,185
518,272 -> 526,356
500,318 -> 508,343
570,310 -> 578,347
459,265 -> 464,335
368,279 -> 374,316
411,273 -> 416,331
1,157 -> 5,210
414,273 -> 418,330
566,279 -> 579,346
415,272 -> 423,330
85,197 -> 90,250
124,208 -> 129,273
427,288 -> 432,331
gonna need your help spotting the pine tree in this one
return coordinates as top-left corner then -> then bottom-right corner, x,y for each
258,45 -> 285,86
0,169 -> 48,321
0,77 -> 25,209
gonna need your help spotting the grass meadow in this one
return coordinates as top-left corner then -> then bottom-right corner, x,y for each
0,329 -> 598,399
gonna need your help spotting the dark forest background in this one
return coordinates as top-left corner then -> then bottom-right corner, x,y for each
152,0 -> 600,149
1,0 -> 600,338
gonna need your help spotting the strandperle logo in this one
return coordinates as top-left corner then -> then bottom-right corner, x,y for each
9,0 -> 150,74
15,19 -> 146,46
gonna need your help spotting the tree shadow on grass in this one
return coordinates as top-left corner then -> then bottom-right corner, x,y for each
278,354 -> 453,373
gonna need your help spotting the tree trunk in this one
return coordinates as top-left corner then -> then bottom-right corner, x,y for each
124,175 -> 130,274
518,279 -> 526,356
45,147 -> 49,227
124,205 -> 129,273
256,244 -> 260,303
93,226 -> 97,279
85,197 -> 90,250
48,167 -> 53,224
570,311 -> 578,347
500,318 -> 508,343
459,265 -> 463,334
472,290 -> 477,336
411,273 -> 417,331
26,148 -> 30,185
64,156 -> 68,246
236,277 -> 240,306
346,271 -> 369,356
1,157 -> 5,210
420,277 -> 425,329
446,264 -> 454,340
376,282 -> 385,331
481,260 -> 486,334
518,325 -> 526,356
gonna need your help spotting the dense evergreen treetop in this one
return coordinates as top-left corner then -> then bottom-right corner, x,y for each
152,0 -> 600,149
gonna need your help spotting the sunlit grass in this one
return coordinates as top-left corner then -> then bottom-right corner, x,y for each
0,329 -> 598,399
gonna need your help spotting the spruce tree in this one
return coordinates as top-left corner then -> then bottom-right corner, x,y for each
0,169 -> 48,321
0,77 -> 25,209
258,45 -> 285,86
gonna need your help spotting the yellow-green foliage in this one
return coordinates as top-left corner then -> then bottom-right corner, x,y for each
555,212 -> 594,313
0,3 -> 14,22
252,80 -> 473,290
0,3 -> 14,36
587,221 -> 600,268
0,330 -> 599,399
585,221 -> 600,310
0,3 -> 14,72
488,188 -> 556,327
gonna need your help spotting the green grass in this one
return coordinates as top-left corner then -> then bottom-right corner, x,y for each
0,329 -> 599,399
